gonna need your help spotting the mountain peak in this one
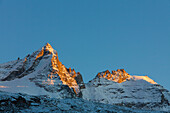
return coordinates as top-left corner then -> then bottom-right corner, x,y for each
96,69 -> 157,84
96,69 -> 130,83
35,43 -> 57,60
43,43 -> 56,54
0,42 -> 84,98
44,43 -> 53,49
0,44 -> 169,112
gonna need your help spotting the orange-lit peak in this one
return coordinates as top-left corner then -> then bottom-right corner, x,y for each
97,69 -> 131,83
35,43 -> 80,95
45,43 -> 53,49
44,43 -> 55,53
35,43 -> 58,60
96,69 -> 157,84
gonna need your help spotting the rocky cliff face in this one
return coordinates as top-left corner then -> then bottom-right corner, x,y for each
0,43 -> 84,98
96,69 -> 131,83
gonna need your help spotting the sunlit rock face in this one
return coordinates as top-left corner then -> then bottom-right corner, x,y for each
96,69 -> 131,83
0,43 -> 84,98
82,69 -> 170,111
96,69 -> 157,84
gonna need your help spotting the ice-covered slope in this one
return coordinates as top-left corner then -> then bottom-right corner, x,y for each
0,43 -> 84,98
82,69 -> 170,111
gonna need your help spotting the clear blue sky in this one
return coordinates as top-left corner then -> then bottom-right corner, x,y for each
0,0 -> 170,90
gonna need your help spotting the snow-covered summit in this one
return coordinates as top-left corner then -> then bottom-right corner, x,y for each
82,69 -> 170,111
0,43 -> 84,98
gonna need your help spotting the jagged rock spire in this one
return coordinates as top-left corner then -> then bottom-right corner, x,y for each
45,43 -> 52,47
96,69 -> 157,84
35,43 -> 58,60
44,43 -> 54,52
34,43 -> 83,96
96,69 -> 131,83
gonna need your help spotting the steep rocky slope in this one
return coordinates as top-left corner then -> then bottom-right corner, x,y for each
0,43 -> 84,98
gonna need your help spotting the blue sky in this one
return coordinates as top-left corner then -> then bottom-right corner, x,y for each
0,0 -> 170,90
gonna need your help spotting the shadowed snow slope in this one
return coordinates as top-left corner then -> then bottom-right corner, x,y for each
0,91 -> 163,113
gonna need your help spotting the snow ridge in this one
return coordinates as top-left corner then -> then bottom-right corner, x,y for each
82,70 -> 169,111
